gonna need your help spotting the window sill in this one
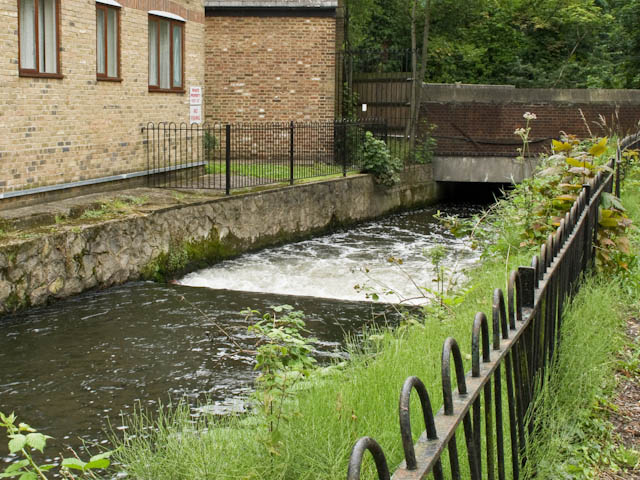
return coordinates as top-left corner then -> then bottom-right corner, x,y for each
97,77 -> 123,82
148,88 -> 185,94
19,71 -> 64,79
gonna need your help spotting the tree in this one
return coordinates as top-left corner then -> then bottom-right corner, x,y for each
407,0 -> 431,154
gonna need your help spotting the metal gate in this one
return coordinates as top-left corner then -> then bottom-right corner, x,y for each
337,49 -> 422,163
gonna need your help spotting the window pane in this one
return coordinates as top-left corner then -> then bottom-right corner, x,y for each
148,20 -> 157,86
41,0 -> 57,73
38,0 -> 44,72
107,9 -> 117,77
172,24 -> 181,87
97,8 -> 105,74
158,20 -> 170,89
19,0 -> 36,69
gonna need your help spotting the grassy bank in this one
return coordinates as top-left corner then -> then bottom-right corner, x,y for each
114,230 -> 531,480
521,178 -> 640,478
112,138 -> 636,479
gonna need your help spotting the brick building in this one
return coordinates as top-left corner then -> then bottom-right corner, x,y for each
0,0 -> 340,206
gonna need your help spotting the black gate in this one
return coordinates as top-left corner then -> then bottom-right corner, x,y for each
337,49 -> 424,163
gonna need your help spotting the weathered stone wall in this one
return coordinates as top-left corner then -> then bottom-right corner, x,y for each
0,0 -> 205,195
0,167 -> 442,313
203,12 -> 336,123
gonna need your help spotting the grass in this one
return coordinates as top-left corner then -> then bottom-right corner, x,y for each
204,161 -> 349,180
520,181 -> 640,479
80,195 -> 148,220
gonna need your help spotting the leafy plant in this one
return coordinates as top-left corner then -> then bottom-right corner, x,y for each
243,305 -> 317,455
0,411 -> 113,479
413,123 -> 437,164
361,131 -> 402,186
437,132 -> 635,275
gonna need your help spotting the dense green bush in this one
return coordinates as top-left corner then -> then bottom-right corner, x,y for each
361,131 -> 402,186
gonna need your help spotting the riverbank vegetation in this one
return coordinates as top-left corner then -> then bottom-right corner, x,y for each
108,134 -> 639,478
521,158 -> 640,478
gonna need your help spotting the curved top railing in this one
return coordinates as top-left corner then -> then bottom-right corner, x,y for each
347,159 -> 614,479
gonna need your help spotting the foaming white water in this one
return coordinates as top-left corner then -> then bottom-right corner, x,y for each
180,209 -> 479,304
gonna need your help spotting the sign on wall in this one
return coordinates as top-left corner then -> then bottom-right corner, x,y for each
190,86 -> 202,106
190,105 -> 202,125
189,86 -> 203,125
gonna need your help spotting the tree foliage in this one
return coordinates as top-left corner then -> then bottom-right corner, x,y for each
345,0 -> 640,88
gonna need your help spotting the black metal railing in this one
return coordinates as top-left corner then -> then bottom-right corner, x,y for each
347,160 -> 615,479
615,133 -> 640,197
336,49 -> 421,164
144,121 -> 387,194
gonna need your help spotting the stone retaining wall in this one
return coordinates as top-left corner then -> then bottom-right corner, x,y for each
0,167 -> 442,314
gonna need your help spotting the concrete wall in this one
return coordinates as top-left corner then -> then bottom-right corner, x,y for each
0,0 -> 206,196
0,166 -> 442,314
203,11 -> 336,123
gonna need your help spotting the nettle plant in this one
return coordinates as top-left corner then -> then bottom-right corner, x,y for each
0,412 -> 113,480
243,305 -> 317,454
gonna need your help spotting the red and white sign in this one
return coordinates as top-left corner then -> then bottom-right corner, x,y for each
190,105 -> 202,125
189,86 -> 202,106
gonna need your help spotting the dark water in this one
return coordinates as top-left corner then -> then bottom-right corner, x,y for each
0,204 -> 480,466
0,285 -> 382,463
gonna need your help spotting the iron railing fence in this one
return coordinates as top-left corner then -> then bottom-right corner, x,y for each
144,121 -> 387,193
336,49 -> 419,164
347,159 -> 615,480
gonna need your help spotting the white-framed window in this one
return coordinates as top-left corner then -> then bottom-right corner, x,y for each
19,0 -> 61,77
148,11 -> 184,92
96,0 -> 121,80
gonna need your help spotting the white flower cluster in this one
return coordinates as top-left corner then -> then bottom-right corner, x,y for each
523,112 -> 537,120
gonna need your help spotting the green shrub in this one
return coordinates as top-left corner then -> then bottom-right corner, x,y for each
361,131 -> 402,186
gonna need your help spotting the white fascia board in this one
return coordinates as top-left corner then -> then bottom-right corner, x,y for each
148,10 -> 186,21
96,0 -> 122,7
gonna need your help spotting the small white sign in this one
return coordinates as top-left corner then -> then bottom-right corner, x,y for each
190,86 -> 202,106
362,103 -> 367,112
190,105 -> 202,125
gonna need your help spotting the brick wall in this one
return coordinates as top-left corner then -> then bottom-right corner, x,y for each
0,0 -> 205,197
418,85 -> 640,157
204,13 -> 336,124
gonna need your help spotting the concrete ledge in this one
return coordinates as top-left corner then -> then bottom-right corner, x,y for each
434,156 -> 537,183
421,83 -> 640,105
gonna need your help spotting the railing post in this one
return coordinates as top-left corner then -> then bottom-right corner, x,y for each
343,123 -> 348,177
145,125 -> 150,187
225,124 -> 231,196
581,184 -> 592,271
615,147 -> 622,198
290,121 -> 295,185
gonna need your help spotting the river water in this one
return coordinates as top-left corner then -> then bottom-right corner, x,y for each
0,204 -> 479,465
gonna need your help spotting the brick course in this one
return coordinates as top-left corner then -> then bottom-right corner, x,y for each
203,13 -> 336,124
423,102 -> 640,157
